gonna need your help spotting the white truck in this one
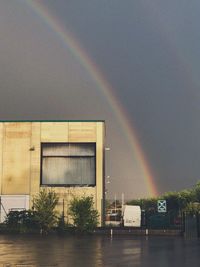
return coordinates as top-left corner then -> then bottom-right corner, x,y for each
123,205 -> 141,227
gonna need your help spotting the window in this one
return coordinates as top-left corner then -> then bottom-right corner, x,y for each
41,143 -> 96,186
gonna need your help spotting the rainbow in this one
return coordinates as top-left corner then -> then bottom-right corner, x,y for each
25,0 -> 158,197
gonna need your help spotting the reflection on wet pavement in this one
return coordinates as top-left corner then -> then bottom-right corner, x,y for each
0,235 -> 200,267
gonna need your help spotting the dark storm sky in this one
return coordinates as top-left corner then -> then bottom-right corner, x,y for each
1,0 -> 200,199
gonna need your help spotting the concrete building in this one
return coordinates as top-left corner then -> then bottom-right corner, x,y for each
0,121 -> 105,225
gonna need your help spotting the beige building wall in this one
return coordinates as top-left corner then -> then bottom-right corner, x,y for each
0,121 -> 105,225
0,124 -> 3,195
2,123 -> 31,195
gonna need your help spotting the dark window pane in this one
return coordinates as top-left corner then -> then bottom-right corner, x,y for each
41,143 -> 96,186
43,143 -> 95,156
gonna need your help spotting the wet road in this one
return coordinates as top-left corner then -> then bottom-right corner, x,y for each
0,234 -> 200,267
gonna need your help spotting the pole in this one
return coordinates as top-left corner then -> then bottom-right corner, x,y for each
62,198 -> 65,224
121,193 -> 124,214
121,193 -> 124,225
115,193 -> 117,222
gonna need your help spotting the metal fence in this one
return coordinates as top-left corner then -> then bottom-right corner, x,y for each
184,212 -> 200,238
145,211 -> 183,230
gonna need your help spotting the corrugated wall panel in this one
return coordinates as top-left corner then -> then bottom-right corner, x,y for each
2,123 -> 31,194
30,122 -> 41,198
0,123 -> 3,195
96,122 -> 104,224
68,122 -> 96,142
41,122 -> 68,142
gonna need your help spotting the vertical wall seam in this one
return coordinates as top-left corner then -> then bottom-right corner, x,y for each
1,124 -> 5,195
39,122 -> 42,191
96,122 -> 98,210
1,124 -> 4,195
102,122 -> 106,226
29,122 -> 32,196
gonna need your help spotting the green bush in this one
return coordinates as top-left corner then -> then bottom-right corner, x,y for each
69,195 -> 99,233
33,189 -> 59,233
5,210 -> 39,233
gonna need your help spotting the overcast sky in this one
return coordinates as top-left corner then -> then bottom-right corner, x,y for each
1,0 -> 200,199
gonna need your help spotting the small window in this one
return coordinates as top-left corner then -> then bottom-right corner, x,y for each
41,143 -> 96,186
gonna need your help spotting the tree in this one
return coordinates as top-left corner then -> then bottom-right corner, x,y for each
178,189 -> 192,210
191,181 -> 200,202
69,195 -> 99,232
184,202 -> 200,215
33,189 -> 59,233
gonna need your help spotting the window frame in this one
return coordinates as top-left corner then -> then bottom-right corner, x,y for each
40,142 -> 96,187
